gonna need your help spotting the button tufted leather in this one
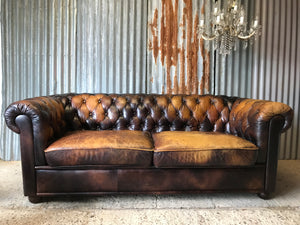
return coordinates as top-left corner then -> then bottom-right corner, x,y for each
65,94 -> 234,133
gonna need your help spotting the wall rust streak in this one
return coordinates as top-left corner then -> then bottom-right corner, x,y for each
148,0 -> 210,95
184,0 -> 194,94
199,1 -> 210,95
148,9 -> 159,64
199,38 -> 210,95
179,11 -> 186,94
150,77 -> 154,83
204,51 -> 210,92
191,14 -> 199,94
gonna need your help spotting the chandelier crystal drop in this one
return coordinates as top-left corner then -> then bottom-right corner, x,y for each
199,0 -> 261,56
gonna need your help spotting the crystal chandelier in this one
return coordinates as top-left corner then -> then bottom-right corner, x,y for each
199,0 -> 261,55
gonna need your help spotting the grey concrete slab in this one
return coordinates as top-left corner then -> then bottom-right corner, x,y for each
0,208 -> 299,225
156,194 -> 214,209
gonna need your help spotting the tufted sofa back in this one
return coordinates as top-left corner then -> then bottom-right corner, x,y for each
59,94 -> 238,133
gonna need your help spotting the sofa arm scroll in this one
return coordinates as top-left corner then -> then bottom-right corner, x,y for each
228,98 -> 293,162
4,96 -> 67,165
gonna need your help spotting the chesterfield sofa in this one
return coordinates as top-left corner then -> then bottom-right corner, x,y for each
4,94 -> 293,203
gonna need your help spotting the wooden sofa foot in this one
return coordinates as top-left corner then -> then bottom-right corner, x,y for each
28,196 -> 42,203
257,192 -> 272,200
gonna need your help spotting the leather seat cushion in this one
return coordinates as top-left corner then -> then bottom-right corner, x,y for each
45,130 -> 154,166
152,131 -> 258,167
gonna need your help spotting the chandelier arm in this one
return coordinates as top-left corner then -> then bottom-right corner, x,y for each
200,33 -> 218,41
237,31 -> 257,40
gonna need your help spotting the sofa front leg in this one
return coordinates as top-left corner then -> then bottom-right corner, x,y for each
28,196 -> 43,204
257,192 -> 272,200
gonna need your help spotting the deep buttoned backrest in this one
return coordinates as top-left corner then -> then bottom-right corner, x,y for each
60,94 -> 237,133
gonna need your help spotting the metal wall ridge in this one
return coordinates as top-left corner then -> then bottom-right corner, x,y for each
1,0 -> 299,160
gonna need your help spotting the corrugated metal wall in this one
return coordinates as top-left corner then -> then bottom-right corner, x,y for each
1,0 -> 299,160
76,0 -> 147,94
0,0 -> 148,160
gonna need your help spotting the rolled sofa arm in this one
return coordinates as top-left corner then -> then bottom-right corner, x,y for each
5,96 -> 68,165
227,98 -> 293,162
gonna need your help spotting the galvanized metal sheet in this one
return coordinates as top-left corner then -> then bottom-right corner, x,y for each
147,0 -> 211,95
1,0 -> 299,160
0,0 -> 148,160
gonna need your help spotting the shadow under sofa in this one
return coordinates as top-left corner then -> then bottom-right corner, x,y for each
4,94 -> 293,203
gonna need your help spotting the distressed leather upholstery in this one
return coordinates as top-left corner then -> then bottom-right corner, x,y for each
228,98 -> 293,162
66,94 -> 234,133
4,93 -> 294,201
153,131 -> 258,167
45,130 -> 154,166
5,94 -> 292,166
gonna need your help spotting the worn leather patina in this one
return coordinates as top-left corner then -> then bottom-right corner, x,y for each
153,131 -> 258,167
45,130 -> 153,166
4,93 -> 293,202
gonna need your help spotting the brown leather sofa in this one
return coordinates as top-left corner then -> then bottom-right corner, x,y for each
4,94 -> 293,203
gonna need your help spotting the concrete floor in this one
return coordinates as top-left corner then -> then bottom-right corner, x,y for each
0,160 -> 300,224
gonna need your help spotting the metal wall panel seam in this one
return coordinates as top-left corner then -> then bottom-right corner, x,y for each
108,0 -> 112,93
4,0 -> 11,160
123,0 -> 129,94
0,0 -> 3,159
277,0 -> 287,159
14,0 -> 21,160
36,0 -> 41,96
145,0 -> 149,94
71,0 -> 77,92
117,0 -> 123,93
88,0 -> 93,93
251,0 -> 260,99
0,1 -> 6,157
76,0 -> 82,92
62,0 -> 68,93
128,0 -> 134,93
295,0 -> 300,159
258,0 -> 266,100
282,0 -> 292,159
270,0 -> 279,101
289,0 -> 298,159
112,0 -> 117,93
264,0 -> 273,101
245,0 -> 254,98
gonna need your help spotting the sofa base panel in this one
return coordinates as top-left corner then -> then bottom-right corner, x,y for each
36,166 -> 265,195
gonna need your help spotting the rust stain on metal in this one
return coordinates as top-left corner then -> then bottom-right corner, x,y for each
148,9 -> 159,64
199,0 -> 209,95
179,46 -> 186,94
150,77 -> 154,83
184,0 -> 193,94
204,51 -> 210,91
148,0 -> 210,94
199,38 -> 210,95
179,11 -> 186,94
201,1 -> 205,15
191,14 -> 199,94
